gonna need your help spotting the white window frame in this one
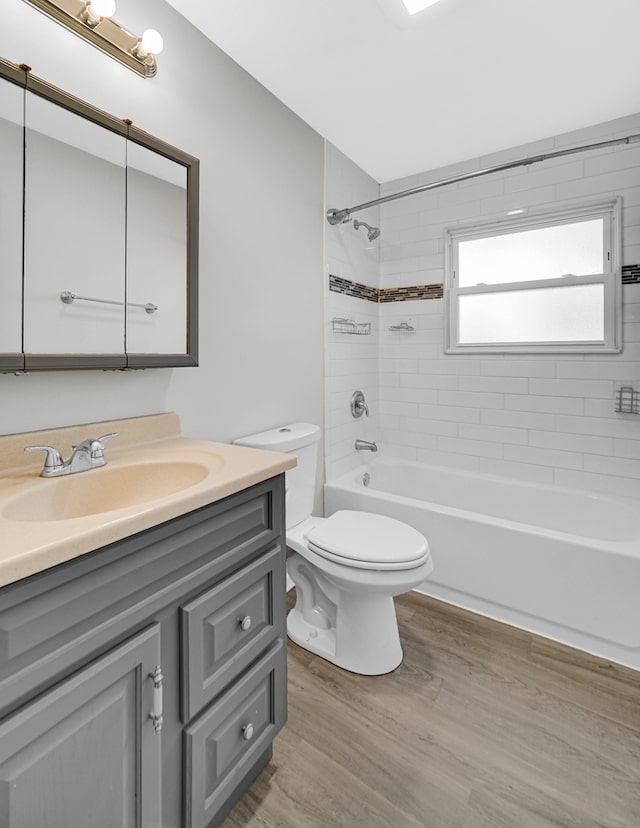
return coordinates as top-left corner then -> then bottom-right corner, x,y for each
444,198 -> 622,354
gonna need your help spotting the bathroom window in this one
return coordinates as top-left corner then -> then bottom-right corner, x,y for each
444,198 -> 622,353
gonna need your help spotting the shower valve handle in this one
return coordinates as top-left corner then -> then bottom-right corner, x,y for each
351,390 -> 369,418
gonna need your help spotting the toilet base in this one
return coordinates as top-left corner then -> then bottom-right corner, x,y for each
286,579 -> 404,675
287,611 -> 403,675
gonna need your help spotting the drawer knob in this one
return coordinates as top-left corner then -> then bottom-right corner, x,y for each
242,723 -> 254,741
239,615 -> 252,632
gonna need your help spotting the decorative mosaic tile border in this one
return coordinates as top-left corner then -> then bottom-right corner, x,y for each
622,265 -> 640,284
329,274 -> 443,303
332,268 -> 640,298
328,275 -> 379,302
379,284 -> 443,303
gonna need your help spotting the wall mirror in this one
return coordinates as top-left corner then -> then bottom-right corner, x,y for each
0,59 -> 199,372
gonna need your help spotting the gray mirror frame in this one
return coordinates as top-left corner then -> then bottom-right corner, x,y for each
0,58 -> 199,372
0,60 -> 27,373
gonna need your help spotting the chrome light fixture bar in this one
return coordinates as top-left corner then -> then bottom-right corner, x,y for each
23,0 -> 163,78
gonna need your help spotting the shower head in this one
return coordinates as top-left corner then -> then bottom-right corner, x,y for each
353,219 -> 381,242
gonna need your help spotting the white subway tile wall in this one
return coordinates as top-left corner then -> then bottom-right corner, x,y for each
375,288 -> 640,496
325,144 -> 381,480
326,290 -> 380,479
325,113 -> 640,495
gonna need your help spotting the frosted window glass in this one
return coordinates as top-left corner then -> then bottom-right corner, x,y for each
458,219 -> 604,286
458,284 -> 605,344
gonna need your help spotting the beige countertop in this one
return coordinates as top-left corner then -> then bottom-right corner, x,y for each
0,414 -> 295,588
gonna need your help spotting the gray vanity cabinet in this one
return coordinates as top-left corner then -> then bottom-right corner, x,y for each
0,476 -> 287,828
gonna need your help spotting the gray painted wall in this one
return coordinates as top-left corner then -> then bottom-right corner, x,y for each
0,0 -> 325,449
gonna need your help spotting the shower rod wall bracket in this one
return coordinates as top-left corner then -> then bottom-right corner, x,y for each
326,207 -> 351,225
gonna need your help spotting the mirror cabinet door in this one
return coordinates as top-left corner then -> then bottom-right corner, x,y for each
23,92 -> 127,360
125,142 -> 188,356
0,77 -> 24,366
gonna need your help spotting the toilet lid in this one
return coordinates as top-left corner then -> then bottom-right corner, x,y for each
305,510 -> 429,571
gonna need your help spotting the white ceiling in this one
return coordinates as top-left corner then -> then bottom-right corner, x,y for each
165,0 -> 640,183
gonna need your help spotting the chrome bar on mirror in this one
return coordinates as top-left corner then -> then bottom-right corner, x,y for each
60,290 -> 157,314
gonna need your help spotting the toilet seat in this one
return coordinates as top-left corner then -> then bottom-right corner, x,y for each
305,510 -> 429,571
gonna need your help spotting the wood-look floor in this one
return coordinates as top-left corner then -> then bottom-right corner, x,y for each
223,592 -> 640,828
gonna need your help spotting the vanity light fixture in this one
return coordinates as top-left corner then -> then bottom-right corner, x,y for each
23,0 -> 164,78
401,0 -> 444,14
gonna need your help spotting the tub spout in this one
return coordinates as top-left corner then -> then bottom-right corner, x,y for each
355,439 -> 378,452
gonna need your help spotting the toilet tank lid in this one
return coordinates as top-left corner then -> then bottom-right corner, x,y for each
233,423 -> 320,452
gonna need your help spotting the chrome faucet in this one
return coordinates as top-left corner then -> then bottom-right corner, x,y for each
24,433 -> 118,477
355,439 -> 378,452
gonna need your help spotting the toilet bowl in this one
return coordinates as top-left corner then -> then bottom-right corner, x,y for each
286,511 -> 432,674
233,423 -> 433,675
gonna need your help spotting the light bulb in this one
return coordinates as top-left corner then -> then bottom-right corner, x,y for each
83,0 -> 116,25
140,29 -> 164,56
91,0 -> 116,16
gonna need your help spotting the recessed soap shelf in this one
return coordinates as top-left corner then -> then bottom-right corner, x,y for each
615,386 -> 639,414
332,317 -> 371,335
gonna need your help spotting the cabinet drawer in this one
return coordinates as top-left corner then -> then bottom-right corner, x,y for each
183,638 -> 286,828
180,545 -> 285,721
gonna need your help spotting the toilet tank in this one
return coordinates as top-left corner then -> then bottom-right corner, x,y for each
233,423 -> 320,529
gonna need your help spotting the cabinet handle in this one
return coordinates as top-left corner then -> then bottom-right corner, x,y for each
239,615 -> 252,632
149,665 -> 164,735
242,723 -> 254,741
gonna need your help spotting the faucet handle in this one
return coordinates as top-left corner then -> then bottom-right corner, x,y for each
24,444 -> 64,471
90,432 -> 118,460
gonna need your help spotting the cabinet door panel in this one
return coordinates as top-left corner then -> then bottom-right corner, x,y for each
184,639 -> 286,828
0,625 -> 161,828
126,142 -> 188,355
180,545 -> 285,721
23,91 -> 126,356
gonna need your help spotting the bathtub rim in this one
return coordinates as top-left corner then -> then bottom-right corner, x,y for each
325,456 -> 640,553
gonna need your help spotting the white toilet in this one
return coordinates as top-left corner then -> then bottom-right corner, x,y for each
234,423 -> 433,675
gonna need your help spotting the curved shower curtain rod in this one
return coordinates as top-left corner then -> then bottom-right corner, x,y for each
326,132 -> 640,226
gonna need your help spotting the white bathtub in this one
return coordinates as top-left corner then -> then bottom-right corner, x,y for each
324,458 -> 640,671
